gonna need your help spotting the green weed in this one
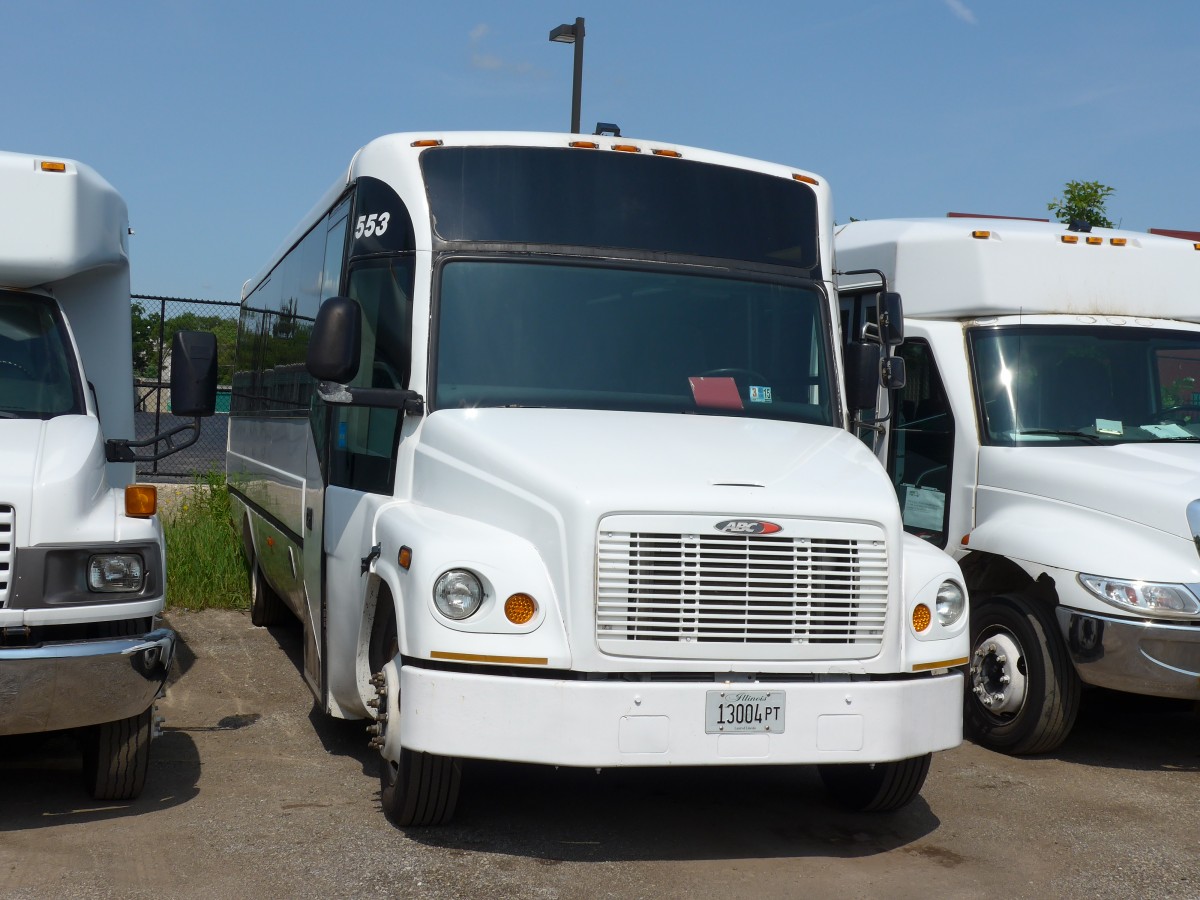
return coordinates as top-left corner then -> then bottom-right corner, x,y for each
162,469 -> 249,610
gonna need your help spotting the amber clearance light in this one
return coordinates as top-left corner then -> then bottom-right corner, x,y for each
912,603 -> 932,633
125,484 -> 157,518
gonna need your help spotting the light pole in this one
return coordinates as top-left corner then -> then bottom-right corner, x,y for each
549,17 -> 585,134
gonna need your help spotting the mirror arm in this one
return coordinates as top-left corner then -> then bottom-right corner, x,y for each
105,418 -> 202,463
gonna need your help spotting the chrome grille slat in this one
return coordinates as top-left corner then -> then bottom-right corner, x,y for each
596,528 -> 887,649
0,504 -> 13,605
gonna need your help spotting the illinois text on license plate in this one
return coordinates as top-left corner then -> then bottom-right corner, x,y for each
705,690 -> 785,734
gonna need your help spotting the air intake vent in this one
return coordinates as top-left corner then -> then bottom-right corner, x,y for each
0,505 -> 13,606
597,517 -> 889,660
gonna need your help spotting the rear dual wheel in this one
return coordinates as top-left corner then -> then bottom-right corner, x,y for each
249,559 -> 288,627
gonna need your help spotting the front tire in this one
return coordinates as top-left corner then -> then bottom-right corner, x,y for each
380,748 -> 462,827
818,753 -> 932,811
369,592 -> 462,827
966,594 -> 1080,754
81,707 -> 152,800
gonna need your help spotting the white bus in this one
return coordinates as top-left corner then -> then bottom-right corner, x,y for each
837,217 -> 1200,754
0,151 -> 216,798
228,132 -> 969,825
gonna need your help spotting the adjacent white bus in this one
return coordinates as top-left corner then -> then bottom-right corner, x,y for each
228,132 -> 969,825
0,151 -> 216,798
837,217 -> 1200,754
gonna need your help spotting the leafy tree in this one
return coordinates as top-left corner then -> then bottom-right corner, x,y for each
1047,180 -> 1116,229
131,301 -> 162,379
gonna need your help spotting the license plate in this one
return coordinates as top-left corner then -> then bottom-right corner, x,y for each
705,690 -> 785,734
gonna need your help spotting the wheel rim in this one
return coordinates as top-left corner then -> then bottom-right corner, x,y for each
970,629 -> 1028,718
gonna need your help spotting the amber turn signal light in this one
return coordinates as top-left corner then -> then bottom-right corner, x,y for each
124,484 -> 157,518
504,593 -> 538,625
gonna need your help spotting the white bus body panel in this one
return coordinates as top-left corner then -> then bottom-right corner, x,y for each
836,218 -> 1200,702
835,216 -> 1200,322
0,152 -> 173,739
231,138 -> 968,777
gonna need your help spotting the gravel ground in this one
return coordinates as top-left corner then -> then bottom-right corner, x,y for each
2,609 -> 1198,900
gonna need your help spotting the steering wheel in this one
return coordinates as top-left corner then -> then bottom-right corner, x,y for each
0,360 -> 31,377
698,367 -> 768,384
1159,405 -> 1200,424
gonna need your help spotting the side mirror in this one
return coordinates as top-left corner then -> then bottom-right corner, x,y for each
106,330 -> 217,462
307,297 -> 361,383
881,355 -> 906,391
877,291 -> 905,348
844,342 -> 882,410
170,331 -> 218,417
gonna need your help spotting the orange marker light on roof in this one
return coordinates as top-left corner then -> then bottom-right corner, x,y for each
569,141 -> 599,149
1086,236 -> 1103,245
410,139 -> 443,147
972,230 -> 991,240
1062,234 -> 1079,244
1110,238 -> 1127,246
612,144 -> 641,153
652,149 -> 682,158
792,174 -> 819,185
40,161 -> 67,173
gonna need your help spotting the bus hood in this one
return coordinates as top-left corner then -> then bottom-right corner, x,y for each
410,408 -> 898,528
0,416 -> 109,547
978,443 -> 1200,543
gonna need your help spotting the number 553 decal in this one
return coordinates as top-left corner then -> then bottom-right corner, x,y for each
354,212 -> 391,238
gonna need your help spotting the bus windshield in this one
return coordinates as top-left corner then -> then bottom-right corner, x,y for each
970,324 -> 1200,445
0,292 -> 83,419
434,259 -> 835,425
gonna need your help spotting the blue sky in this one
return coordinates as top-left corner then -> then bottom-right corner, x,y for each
4,1 -> 1198,300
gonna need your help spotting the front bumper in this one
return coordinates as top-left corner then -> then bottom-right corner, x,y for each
0,628 -> 175,735
392,665 -> 963,767
1058,608 -> 1200,699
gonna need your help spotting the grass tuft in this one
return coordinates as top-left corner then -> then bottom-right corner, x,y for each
162,469 -> 250,610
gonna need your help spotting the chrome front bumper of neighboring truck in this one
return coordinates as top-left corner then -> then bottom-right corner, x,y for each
0,628 -> 176,735
1058,608 -> 1200,699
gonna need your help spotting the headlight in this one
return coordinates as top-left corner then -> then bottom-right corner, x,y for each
1079,574 -> 1200,617
433,569 -> 484,620
88,554 -> 145,592
935,580 -> 966,625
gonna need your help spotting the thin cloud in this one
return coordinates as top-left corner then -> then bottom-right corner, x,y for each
944,0 -> 978,24
467,22 -> 540,77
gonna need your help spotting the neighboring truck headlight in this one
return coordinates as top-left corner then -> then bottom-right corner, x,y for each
88,554 -> 145,592
1079,574 -> 1200,617
935,580 -> 966,626
433,569 -> 484,620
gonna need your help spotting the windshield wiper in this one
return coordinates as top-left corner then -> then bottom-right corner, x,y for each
1012,428 -> 1104,445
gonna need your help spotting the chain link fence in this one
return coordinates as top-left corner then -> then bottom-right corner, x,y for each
131,294 -> 238,482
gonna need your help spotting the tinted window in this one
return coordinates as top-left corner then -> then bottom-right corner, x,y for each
969,325 -> 1200,445
0,292 -> 83,418
434,259 -> 834,425
422,147 -> 819,272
